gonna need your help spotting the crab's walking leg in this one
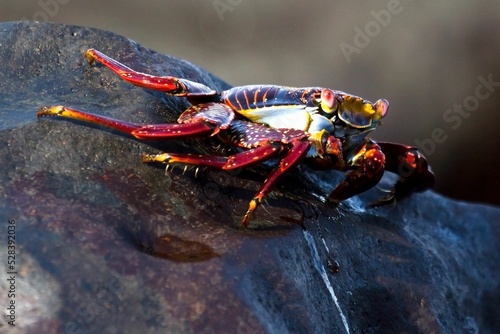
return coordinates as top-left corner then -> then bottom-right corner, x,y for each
142,143 -> 282,169
242,140 -> 310,227
374,142 -> 435,203
84,49 -> 216,96
329,141 -> 386,202
37,106 -> 216,139
144,140 -> 309,227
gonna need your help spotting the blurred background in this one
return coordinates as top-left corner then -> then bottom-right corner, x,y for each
1,0 -> 499,205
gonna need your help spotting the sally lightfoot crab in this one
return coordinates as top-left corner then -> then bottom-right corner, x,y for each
37,49 -> 435,227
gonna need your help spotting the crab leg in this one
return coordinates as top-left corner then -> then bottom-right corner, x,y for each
36,102 -> 235,139
84,49 -> 216,97
242,140 -> 310,226
329,141 -> 386,202
142,142 -> 282,169
37,106 -> 215,139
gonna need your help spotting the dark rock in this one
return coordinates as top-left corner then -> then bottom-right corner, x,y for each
0,22 -> 498,333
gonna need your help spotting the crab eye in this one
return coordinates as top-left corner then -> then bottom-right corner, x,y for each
320,89 -> 337,113
374,99 -> 389,120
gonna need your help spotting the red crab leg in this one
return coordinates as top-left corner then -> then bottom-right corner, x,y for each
37,106 -> 215,139
85,49 -> 216,96
329,141 -> 386,202
242,140 -> 310,227
142,143 -> 281,169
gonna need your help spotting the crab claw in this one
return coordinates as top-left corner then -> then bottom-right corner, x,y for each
329,141 -> 386,202
373,142 -> 435,205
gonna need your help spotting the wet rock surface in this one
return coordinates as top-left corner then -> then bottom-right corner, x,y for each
0,22 -> 498,333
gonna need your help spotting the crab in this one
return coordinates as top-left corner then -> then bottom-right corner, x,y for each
37,49 -> 435,227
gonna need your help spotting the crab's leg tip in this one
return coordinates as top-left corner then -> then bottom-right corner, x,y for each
141,153 -> 172,164
36,106 -> 49,117
240,215 -> 251,228
141,153 -> 155,163
37,105 -> 65,118
240,198 -> 259,228
83,49 -> 96,66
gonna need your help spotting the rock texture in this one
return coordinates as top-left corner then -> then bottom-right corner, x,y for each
0,22 -> 498,334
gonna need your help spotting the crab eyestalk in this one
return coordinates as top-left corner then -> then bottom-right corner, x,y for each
373,99 -> 389,122
320,89 -> 338,114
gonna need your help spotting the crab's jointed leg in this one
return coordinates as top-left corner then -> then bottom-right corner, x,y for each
141,143 -> 282,170
37,106 -> 217,139
37,101 -> 238,140
241,139 -> 310,226
84,49 -> 217,97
